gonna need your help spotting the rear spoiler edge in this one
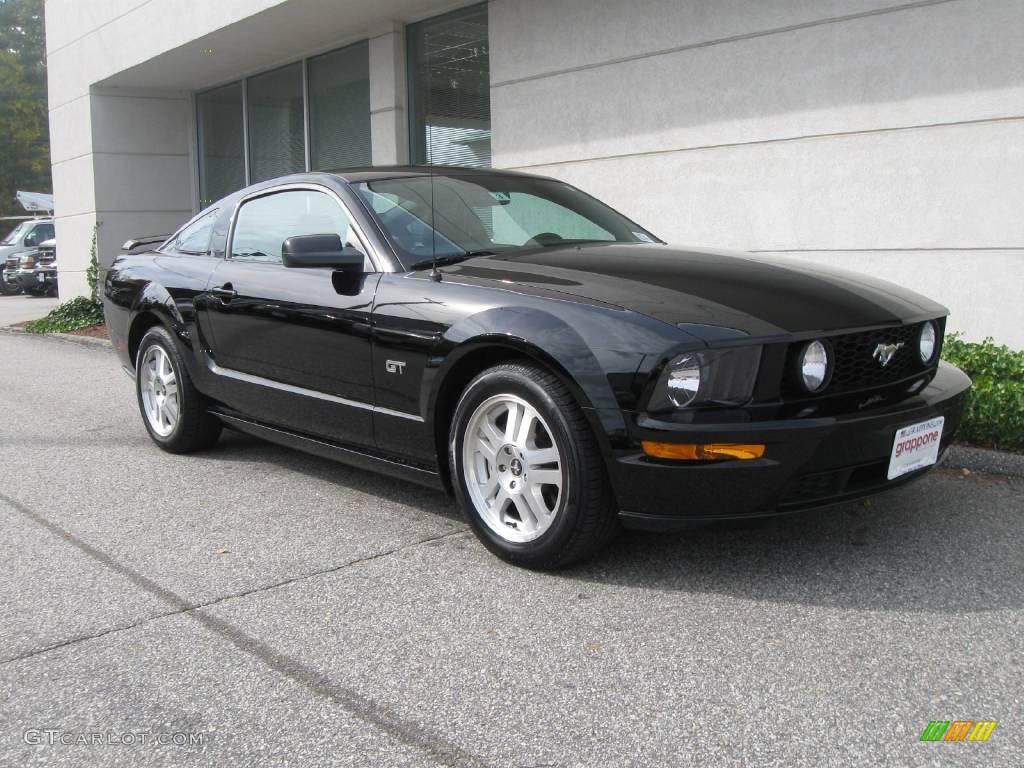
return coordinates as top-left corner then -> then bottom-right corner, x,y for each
121,234 -> 170,253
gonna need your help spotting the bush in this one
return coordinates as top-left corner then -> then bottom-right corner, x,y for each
23,296 -> 104,334
942,334 -> 1024,452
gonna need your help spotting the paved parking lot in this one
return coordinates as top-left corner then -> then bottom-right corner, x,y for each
1,332 -> 1021,767
0,293 -> 59,327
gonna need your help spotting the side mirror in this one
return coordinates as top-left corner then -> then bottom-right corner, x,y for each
282,234 -> 364,271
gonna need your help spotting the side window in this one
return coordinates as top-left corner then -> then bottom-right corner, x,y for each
30,224 -> 54,244
169,210 -> 219,255
24,224 -> 53,247
230,189 -> 364,266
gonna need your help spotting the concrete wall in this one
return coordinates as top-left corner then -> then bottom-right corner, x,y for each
490,0 -> 1024,346
45,0 -> 285,297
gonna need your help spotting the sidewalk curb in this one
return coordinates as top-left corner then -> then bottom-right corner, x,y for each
946,444 -> 1024,480
0,325 -> 112,350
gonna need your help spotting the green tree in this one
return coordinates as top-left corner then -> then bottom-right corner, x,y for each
0,0 -> 49,218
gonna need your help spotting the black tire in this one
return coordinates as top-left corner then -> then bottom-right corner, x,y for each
135,325 -> 222,453
0,278 -> 21,296
449,362 -> 618,569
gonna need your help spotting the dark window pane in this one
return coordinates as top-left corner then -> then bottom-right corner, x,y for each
408,4 -> 491,167
197,82 -> 244,207
247,63 -> 305,182
309,42 -> 371,170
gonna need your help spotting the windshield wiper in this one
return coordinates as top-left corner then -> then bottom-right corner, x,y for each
408,251 -> 496,271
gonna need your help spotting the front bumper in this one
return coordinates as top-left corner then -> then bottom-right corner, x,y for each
17,268 -> 56,291
611,361 -> 971,530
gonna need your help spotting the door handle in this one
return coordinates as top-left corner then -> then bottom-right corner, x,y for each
211,283 -> 237,301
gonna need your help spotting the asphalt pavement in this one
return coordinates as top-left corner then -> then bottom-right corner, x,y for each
0,293 -> 59,326
0,332 -> 1021,767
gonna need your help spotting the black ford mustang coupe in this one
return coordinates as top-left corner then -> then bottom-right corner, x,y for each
104,167 -> 970,568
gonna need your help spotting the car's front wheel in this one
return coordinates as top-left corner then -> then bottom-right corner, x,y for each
136,325 -> 221,453
450,362 -> 618,569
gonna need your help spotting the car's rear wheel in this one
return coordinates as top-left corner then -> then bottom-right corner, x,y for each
450,362 -> 618,569
136,325 -> 221,453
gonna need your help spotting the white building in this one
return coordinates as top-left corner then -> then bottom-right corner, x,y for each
45,0 -> 1024,345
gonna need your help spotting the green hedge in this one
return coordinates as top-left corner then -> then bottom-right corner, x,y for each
23,296 -> 105,334
942,334 -> 1024,452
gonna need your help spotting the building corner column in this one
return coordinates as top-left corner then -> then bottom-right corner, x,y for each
368,22 -> 409,166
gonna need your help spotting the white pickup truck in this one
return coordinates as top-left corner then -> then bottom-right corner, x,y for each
1,218 -> 55,295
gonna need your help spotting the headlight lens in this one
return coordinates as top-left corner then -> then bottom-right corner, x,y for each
800,340 -> 829,392
649,346 -> 761,411
919,321 -> 937,363
663,353 -> 702,407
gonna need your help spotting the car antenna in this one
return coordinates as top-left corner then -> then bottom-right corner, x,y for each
428,166 -> 441,282
426,59 -> 442,282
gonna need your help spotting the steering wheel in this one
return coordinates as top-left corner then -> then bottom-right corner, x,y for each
530,232 -> 565,246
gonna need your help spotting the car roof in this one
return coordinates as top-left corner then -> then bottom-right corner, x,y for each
317,165 -> 546,184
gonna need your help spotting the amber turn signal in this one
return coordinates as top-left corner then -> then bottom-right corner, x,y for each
641,441 -> 765,461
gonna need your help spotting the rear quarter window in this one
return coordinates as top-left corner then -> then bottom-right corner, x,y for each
162,210 -> 219,255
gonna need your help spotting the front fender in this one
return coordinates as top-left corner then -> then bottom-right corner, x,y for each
427,305 -> 658,449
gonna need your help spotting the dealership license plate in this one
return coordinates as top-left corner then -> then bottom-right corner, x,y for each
37,273 -> 45,283
887,416 -> 944,480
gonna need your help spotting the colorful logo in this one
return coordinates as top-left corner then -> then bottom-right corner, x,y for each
920,720 -> 997,742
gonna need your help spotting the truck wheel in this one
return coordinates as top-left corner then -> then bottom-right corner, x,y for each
450,362 -> 618,569
136,325 -> 221,453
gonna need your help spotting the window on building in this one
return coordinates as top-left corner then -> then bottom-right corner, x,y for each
197,82 -> 245,208
309,42 -> 371,170
408,4 -> 491,167
247,63 -> 305,183
194,43 -> 372,208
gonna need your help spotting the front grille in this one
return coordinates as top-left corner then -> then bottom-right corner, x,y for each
784,320 -> 941,398
4,257 -> 17,270
831,323 -> 925,390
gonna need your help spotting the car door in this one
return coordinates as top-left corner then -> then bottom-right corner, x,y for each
202,184 -> 381,448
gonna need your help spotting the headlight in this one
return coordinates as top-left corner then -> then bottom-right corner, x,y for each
662,353 -> 702,407
919,321 -> 937,363
21,255 -> 35,268
799,340 -> 829,393
649,346 -> 761,411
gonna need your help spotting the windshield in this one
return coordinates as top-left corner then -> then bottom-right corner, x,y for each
0,222 -> 30,246
354,174 -> 658,269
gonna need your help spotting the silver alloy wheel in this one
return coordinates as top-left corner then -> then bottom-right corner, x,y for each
139,344 -> 180,437
462,394 -> 565,543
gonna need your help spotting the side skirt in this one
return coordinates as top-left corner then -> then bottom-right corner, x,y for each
211,411 -> 446,492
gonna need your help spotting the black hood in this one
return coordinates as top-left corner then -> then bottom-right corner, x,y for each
448,243 -> 946,337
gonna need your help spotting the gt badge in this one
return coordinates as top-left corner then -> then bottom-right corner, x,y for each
385,360 -> 406,374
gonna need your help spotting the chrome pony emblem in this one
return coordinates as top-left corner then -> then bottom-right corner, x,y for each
872,342 -> 904,367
